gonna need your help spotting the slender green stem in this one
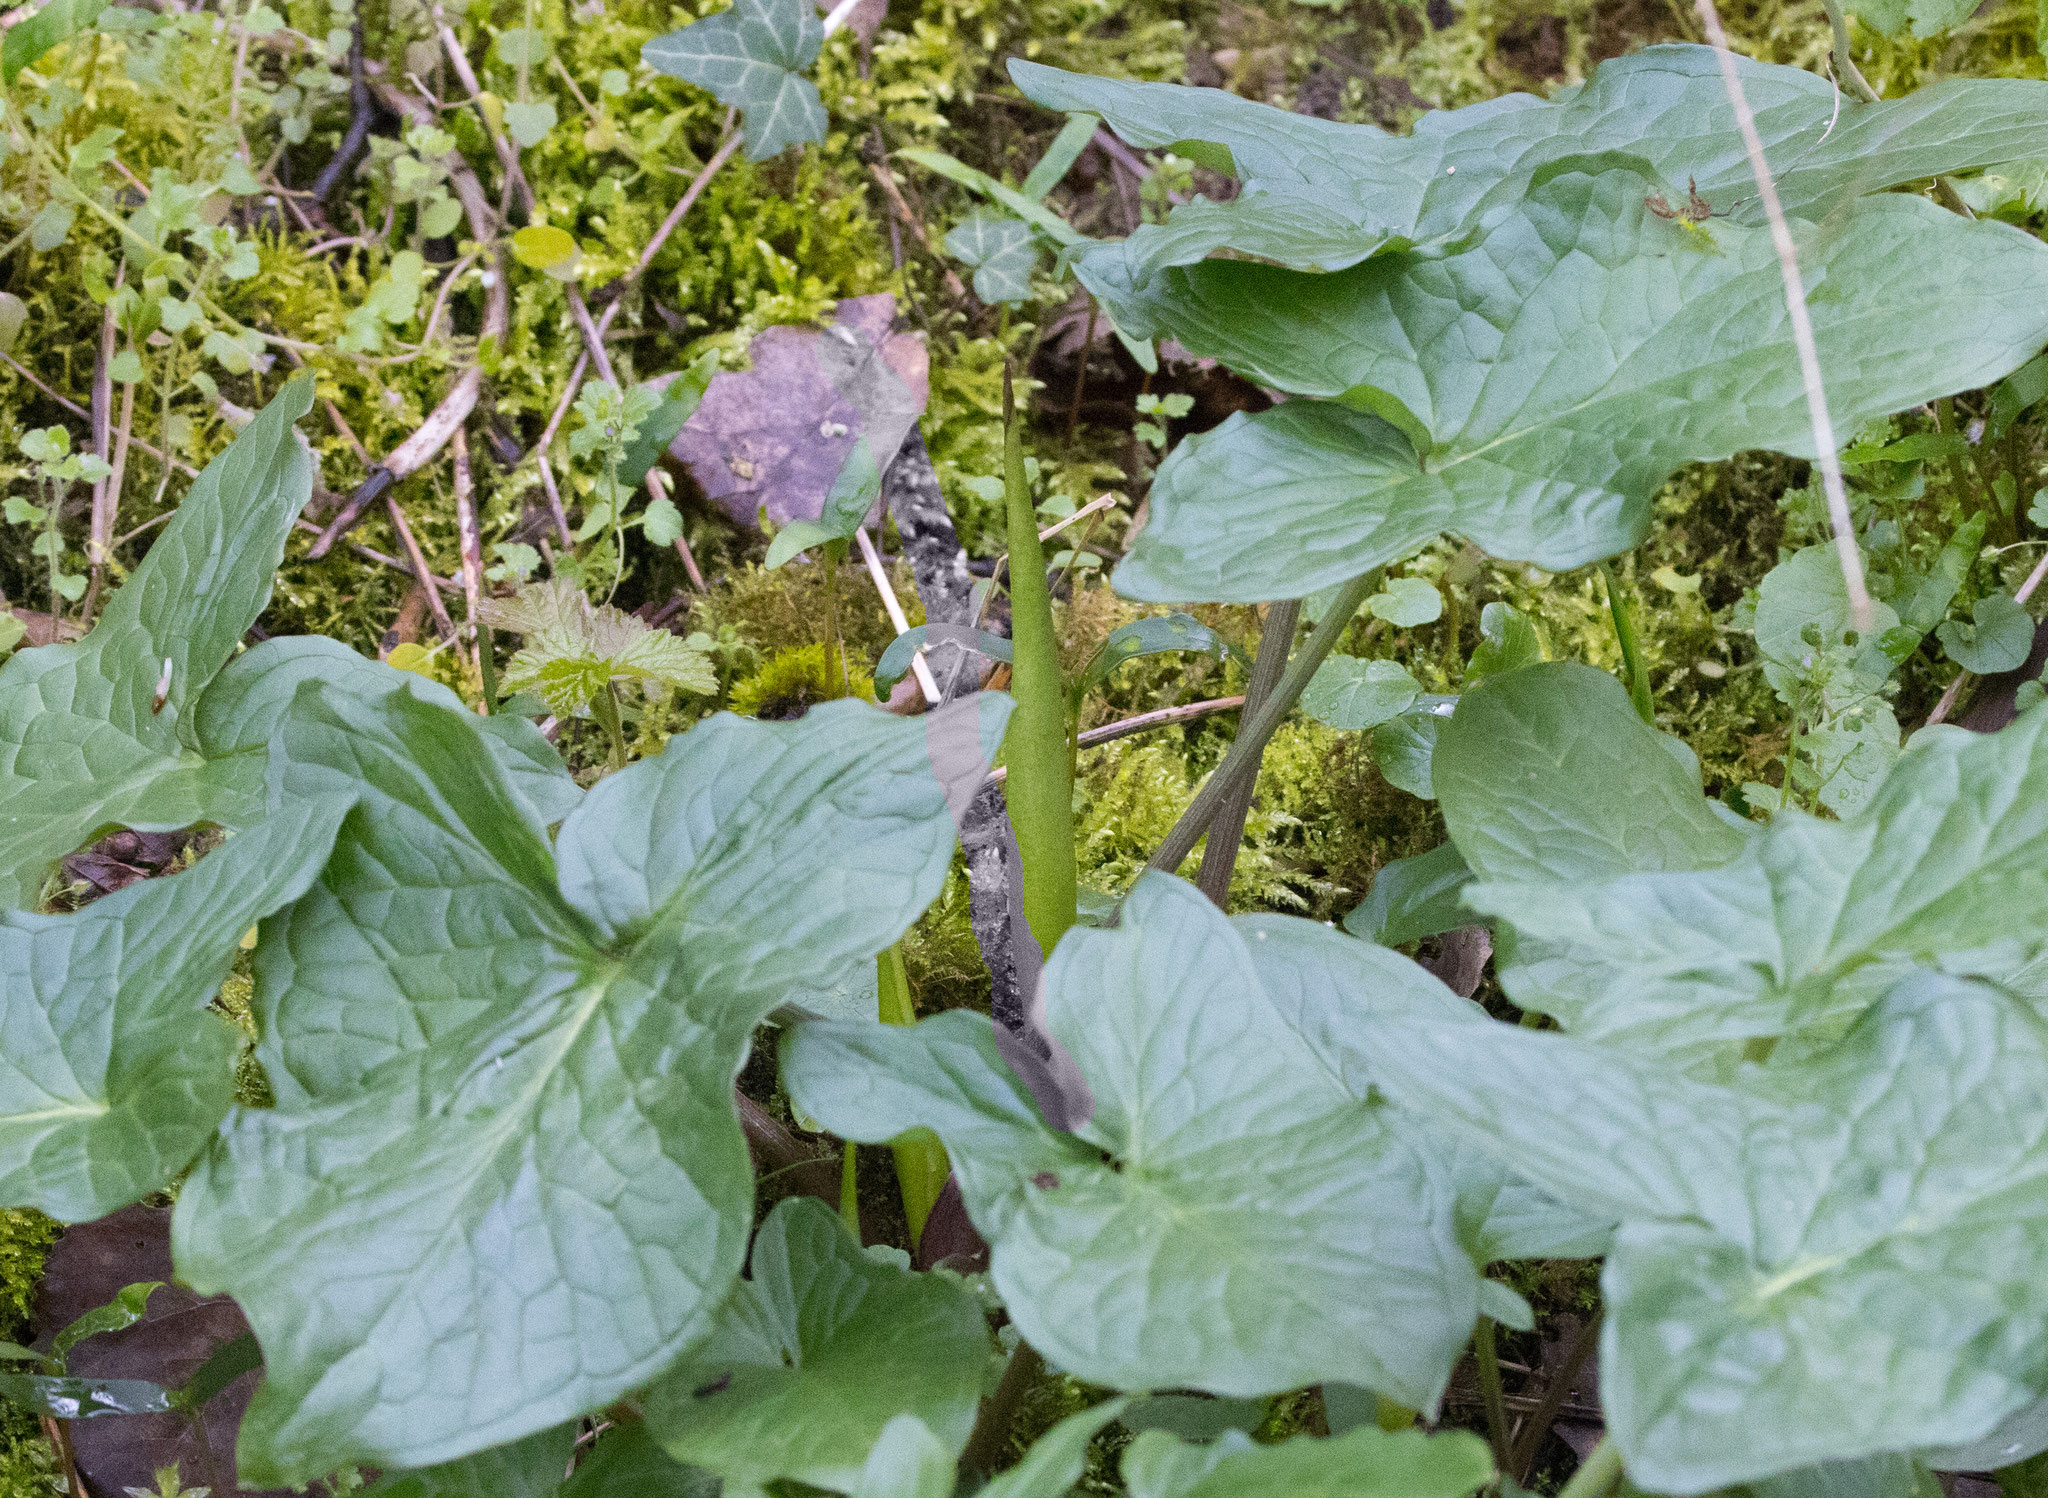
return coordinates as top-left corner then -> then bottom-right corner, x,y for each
838,1141 -> 860,1240
876,942 -> 948,1250
1000,365 -> 1077,956
822,540 -> 847,700
1599,561 -> 1654,724
475,610 -> 498,711
1474,1317 -> 1512,1472
1194,598 -> 1300,907
1148,573 -> 1374,878
1818,0 -> 1880,102
1556,1438 -> 1624,1498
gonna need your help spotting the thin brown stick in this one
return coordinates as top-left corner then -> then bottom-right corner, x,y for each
536,455 -> 575,549
987,696 -> 1246,783
632,129 -> 744,282
293,517 -> 463,594
567,287 -> 618,386
867,161 -> 969,302
1694,0 -> 1872,633
385,496 -> 460,642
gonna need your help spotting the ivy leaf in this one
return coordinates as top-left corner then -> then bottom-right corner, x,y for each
3,0 -> 109,83
1357,969 -> 2048,1489
1013,46 -> 2048,290
1081,168 -> 2048,602
174,684 -> 1009,1482
0,797 -> 346,1223
641,0 -> 824,162
1301,657 -> 1419,732
0,377 -> 314,908
480,577 -> 716,716
1938,592 -> 2035,674
641,1197 -> 989,1493
1119,1426 -> 1492,1498
1849,0 -> 1978,39
51,1280 -> 161,1365
944,211 -> 1040,305
1436,662 -> 2048,1070
782,873 -> 1482,1410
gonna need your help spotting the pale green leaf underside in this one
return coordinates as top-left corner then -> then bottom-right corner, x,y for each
1444,669 -> 2048,1068
173,687 -> 1003,1483
783,873 -> 1482,1409
0,798 -> 344,1223
1355,971 -> 2048,1490
1014,45 -> 2048,287
1108,174 -> 2048,601
0,378 -> 314,907
643,1197 -> 988,1494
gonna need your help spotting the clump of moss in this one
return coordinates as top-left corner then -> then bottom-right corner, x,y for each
0,1209 -> 58,1498
728,642 -> 877,719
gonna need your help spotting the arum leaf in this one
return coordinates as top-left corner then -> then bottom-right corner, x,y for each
620,351 -> 720,490
1301,657 -> 1419,732
1358,970 -> 2048,1490
782,873 -> 1482,1410
1013,46 -> 2048,288
174,684 -> 1009,1482
896,148 -> 1081,247
0,377 -> 314,908
366,1425 -> 578,1498
1119,1425 -> 1493,1498
52,1281 -> 161,1365
1437,664 -> 2048,1067
1434,663 -> 1744,887
846,1415 -> 954,1498
1370,697 -> 1454,800
0,1372 -> 173,1417
642,1197 -> 988,1492
641,0 -> 824,161
0,797 -> 345,1222
1465,603 -> 1541,682
875,625 -> 1012,694
1344,841 -> 1472,947
1072,613 -> 1228,709
3,0 -> 109,82
944,211 -> 1040,305
1087,171 -> 2048,602
1235,913 -> 1613,1264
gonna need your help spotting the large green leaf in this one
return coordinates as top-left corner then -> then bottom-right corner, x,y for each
173,684 -> 1006,1483
641,0 -> 824,161
0,796 -> 345,1223
365,1424 -> 578,1498
1013,45 -> 2048,290
1103,171 -> 2048,601
1235,912 -> 1612,1263
0,377 -> 314,907
1119,1426 -> 1492,1498
1439,668 -> 2048,1067
1353,969 -> 2048,1490
781,873 -> 1481,1409
1434,663 -> 1745,886
642,1196 -> 988,1495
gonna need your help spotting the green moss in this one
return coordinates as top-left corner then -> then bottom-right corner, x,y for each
727,642 -> 876,718
0,1211 -> 58,1498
